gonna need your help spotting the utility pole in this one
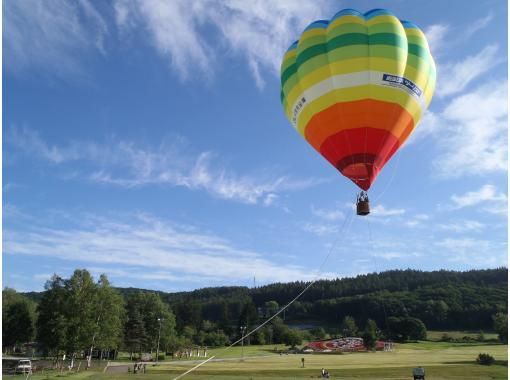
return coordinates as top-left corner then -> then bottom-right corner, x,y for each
240,326 -> 247,362
156,318 -> 164,364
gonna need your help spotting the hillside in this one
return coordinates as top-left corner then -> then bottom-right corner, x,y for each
24,268 -> 507,332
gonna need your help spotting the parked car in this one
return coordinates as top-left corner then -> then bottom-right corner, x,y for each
15,359 -> 32,374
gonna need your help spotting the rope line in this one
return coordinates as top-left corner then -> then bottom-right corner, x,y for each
366,216 -> 389,328
372,148 -> 402,204
172,209 -> 356,380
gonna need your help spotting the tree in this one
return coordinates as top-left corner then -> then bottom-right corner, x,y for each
361,319 -> 378,350
87,274 -> 125,366
264,301 -> 279,317
341,316 -> 358,337
36,275 -> 68,357
125,308 -> 147,359
36,271 -> 125,363
282,329 -> 303,348
310,327 -> 326,340
270,317 -> 288,344
3,299 -> 35,353
493,313 -> 508,343
238,301 -> 258,345
401,317 -> 427,341
124,292 -> 177,355
386,317 -> 426,341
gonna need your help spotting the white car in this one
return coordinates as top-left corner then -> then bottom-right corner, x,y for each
15,359 -> 32,374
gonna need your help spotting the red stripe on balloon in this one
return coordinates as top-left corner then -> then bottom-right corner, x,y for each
319,128 -> 400,190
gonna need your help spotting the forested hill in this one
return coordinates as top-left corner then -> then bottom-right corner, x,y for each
24,268 -> 507,331
151,268 -> 508,331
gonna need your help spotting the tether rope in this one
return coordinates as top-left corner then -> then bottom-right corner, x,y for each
173,208 -> 356,380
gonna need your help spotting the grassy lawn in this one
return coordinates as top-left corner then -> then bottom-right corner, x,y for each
9,342 -> 507,380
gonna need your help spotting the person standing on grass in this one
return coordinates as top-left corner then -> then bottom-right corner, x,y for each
301,357 -> 305,368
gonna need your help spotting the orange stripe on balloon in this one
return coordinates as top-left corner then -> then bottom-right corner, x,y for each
303,99 -> 415,151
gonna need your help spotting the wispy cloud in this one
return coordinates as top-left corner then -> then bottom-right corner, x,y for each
464,12 -> 494,39
302,222 -> 338,236
451,185 -> 507,209
431,81 -> 507,178
424,24 -> 449,54
424,12 -> 493,57
114,0 -> 330,88
4,210 -> 323,285
405,214 -> 430,228
7,127 -> 325,205
435,238 -> 507,266
370,205 -> 405,217
436,44 -> 502,98
4,0 -> 108,77
311,205 -> 344,221
371,251 -> 422,261
438,220 -> 485,232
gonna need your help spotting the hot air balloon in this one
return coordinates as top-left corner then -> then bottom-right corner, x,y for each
280,9 -> 436,215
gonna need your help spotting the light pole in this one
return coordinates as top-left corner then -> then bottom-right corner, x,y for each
156,318 -> 164,364
240,326 -> 247,362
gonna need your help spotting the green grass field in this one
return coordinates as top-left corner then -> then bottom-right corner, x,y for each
8,341 -> 507,380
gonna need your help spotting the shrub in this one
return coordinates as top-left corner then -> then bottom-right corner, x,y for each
476,353 -> 495,365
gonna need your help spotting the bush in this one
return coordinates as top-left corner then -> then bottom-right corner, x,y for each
441,333 -> 453,342
476,353 -> 495,365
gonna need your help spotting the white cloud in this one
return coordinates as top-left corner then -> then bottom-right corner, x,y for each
424,24 -> 449,54
371,251 -> 422,261
435,238 -> 507,266
4,211 -> 320,285
311,205 -> 344,221
405,213 -> 430,228
438,220 -> 485,232
302,222 -> 338,236
436,44 -> 502,98
7,127 -> 326,205
114,0 -> 330,87
370,205 -> 405,217
424,12 -> 493,57
451,185 -> 507,209
464,12 -> 494,39
432,81 -> 507,177
4,0 -> 108,77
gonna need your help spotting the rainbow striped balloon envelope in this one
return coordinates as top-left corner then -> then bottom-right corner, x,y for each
280,9 -> 436,191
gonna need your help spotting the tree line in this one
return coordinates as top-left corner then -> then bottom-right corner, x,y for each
3,267 -> 508,357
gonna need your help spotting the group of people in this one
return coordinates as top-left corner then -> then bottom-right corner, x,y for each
132,362 -> 146,374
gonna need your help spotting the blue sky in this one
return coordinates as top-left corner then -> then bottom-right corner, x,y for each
3,0 -> 508,292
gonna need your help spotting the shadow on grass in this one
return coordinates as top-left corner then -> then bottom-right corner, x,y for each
442,360 -> 508,366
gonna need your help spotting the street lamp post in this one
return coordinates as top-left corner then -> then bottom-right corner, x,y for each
240,326 -> 247,362
156,318 -> 164,364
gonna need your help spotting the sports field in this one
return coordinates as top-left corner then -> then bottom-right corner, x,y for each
7,341 -> 507,380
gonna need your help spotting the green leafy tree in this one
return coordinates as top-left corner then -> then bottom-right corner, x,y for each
124,306 -> 147,359
36,276 -> 68,357
309,327 -> 326,340
362,319 -> 378,350
87,274 -> 125,365
493,313 -> 508,343
64,270 -> 99,359
341,316 -> 358,337
386,317 -> 426,341
282,329 -> 303,348
264,301 -> 279,317
3,298 -> 35,352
